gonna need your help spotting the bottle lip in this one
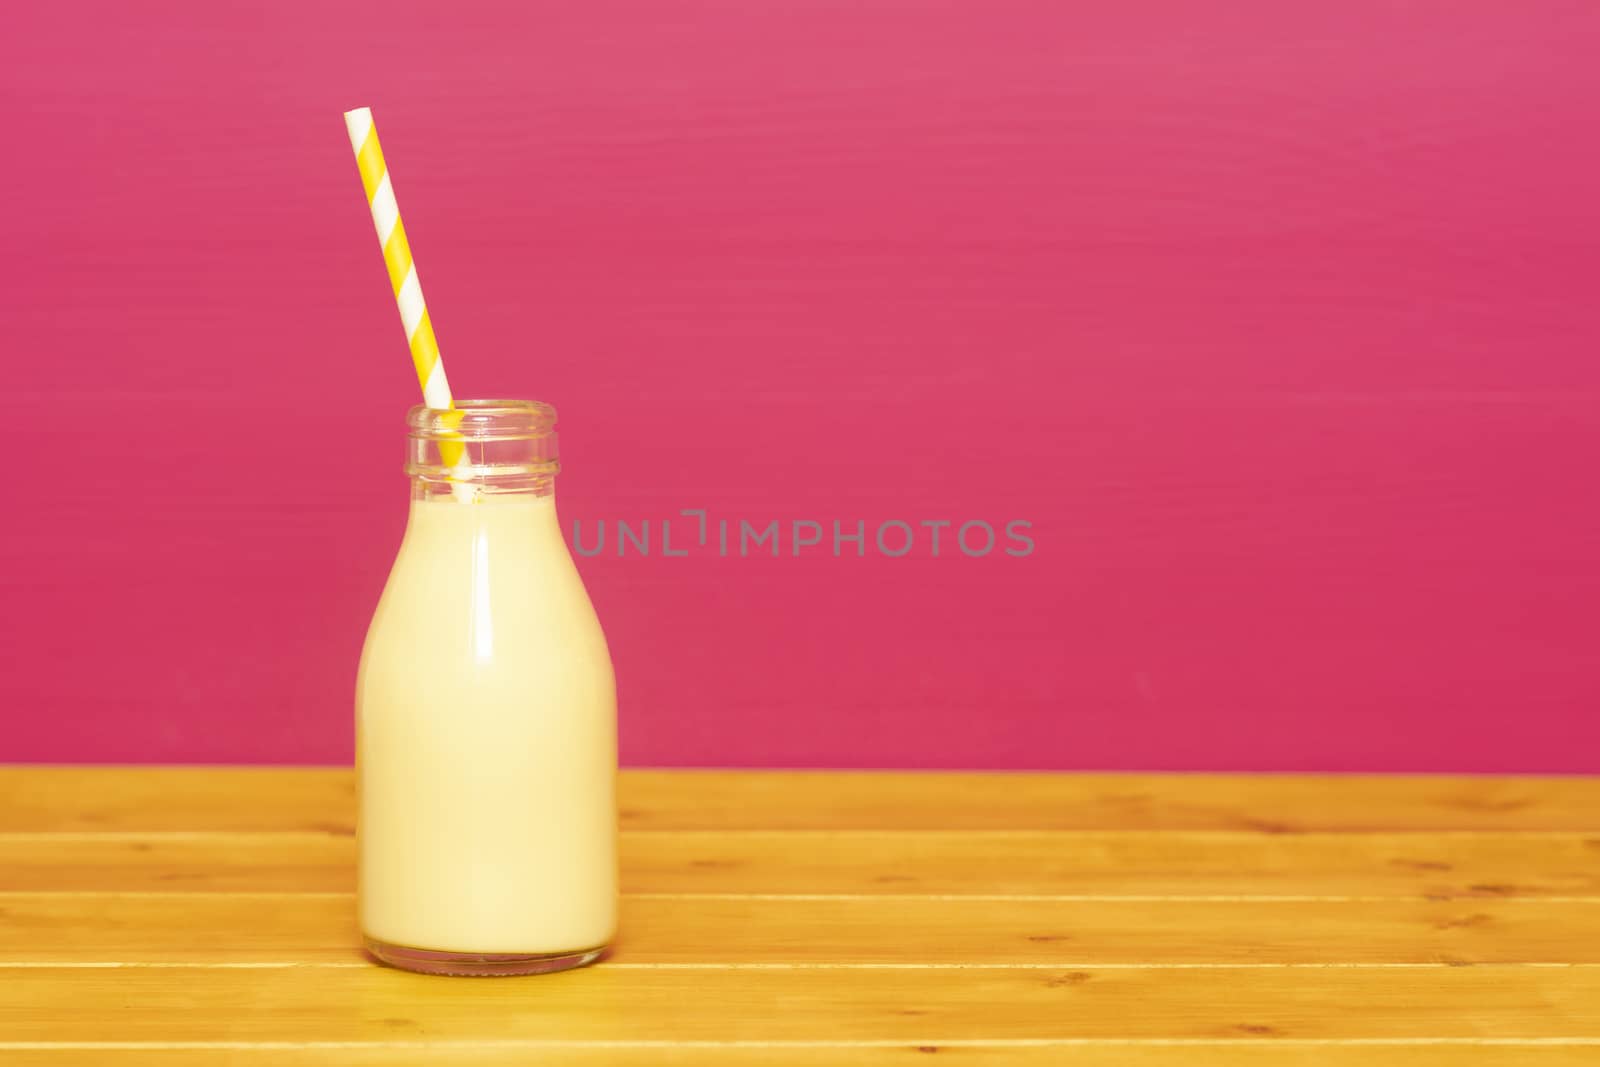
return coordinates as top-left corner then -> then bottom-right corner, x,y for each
406,398 -> 557,442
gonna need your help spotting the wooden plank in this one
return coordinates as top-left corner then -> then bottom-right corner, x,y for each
4,767 -> 1598,832
622,830 -> 1600,898
2,830 -> 1596,898
0,833 -> 353,893
1,967 -> 1596,1042
5,1051 -> 1600,1067
2,894 -> 1597,965
616,772 -> 1600,832
0,767 -> 357,834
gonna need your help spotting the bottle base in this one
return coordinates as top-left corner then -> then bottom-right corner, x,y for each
364,936 -> 607,977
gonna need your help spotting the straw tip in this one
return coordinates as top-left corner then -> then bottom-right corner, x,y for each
342,107 -> 375,148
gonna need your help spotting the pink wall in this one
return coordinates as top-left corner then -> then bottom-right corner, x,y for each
3,2 -> 1597,770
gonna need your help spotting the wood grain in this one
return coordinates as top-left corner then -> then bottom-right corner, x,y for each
2,894 -> 1598,965
3,829 -> 1596,897
6,1051 -> 1600,1067
3,767 -> 1597,832
4,766 -> 1596,1061
4,966 -> 1599,1042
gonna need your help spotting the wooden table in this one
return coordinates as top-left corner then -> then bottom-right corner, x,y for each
1,767 -> 1598,1064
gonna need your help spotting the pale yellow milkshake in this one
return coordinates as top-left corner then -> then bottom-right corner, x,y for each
356,401 -> 616,975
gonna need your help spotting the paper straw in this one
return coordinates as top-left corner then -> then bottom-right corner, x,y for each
343,106 -> 468,477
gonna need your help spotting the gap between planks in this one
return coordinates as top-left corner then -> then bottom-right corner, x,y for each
1,961 -> 1598,970
6,891 -> 1600,902
6,1038 -> 1600,1049
4,1048 -> 1599,1067
3,829 -> 1595,838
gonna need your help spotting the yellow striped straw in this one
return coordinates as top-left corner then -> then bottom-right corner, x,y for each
343,107 -> 454,409
343,106 -> 467,470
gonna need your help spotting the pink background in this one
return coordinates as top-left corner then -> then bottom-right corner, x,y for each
3,2 -> 1598,770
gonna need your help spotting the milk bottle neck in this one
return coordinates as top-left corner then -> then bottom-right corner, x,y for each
405,399 -> 559,500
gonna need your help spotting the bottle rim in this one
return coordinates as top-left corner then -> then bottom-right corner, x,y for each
406,398 -> 557,443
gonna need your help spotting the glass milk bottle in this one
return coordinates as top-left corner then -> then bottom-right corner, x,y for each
357,400 -> 617,976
